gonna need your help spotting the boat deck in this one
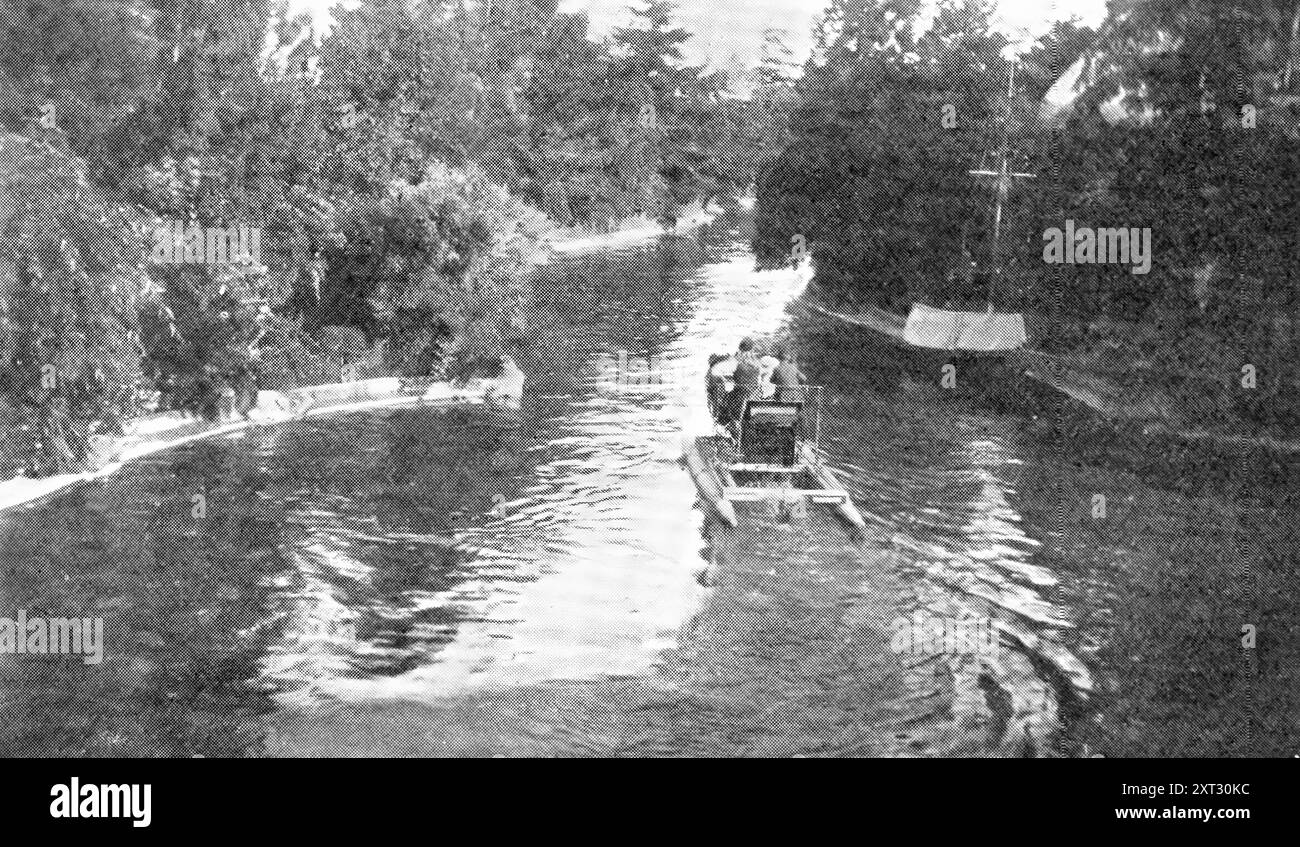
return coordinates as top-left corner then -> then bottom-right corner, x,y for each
684,435 -> 865,530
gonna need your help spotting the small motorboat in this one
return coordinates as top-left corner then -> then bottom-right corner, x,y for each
682,382 -> 866,532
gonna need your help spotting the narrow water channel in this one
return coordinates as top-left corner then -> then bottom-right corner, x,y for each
1,215 -> 1294,756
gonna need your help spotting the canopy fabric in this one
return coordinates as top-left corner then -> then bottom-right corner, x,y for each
902,304 -> 1027,352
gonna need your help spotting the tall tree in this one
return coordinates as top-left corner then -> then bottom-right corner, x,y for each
608,0 -> 702,223
756,0 -> 1014,310
518,11 -> 627,224
756,27 -> 803,87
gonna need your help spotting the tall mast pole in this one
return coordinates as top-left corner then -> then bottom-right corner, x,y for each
969,59 -> 1034,312
989,60 -> 1014,309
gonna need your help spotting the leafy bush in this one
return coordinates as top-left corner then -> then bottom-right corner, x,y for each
138,257 -> 269,420
0,132 -> 146,476
252,320 -> 387,389
314,325 -> 370,363
316,162 -> 547,378
246,313 -> 330,392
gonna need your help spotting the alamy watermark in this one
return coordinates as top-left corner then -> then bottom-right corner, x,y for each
0,611 -> 104,665
890,611 -> 998,658
605,351 -> 704,389
151,220 -> 262,266
50,779 -> 151,827
1042,219 -> 1152,275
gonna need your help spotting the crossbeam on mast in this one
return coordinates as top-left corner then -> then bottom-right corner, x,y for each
968,169 -> 1036,179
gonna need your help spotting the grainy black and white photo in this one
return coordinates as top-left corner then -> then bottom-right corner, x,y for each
0,0 -> 1293,777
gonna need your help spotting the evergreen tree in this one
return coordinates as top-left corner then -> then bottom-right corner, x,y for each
609,0 -> 701,223
756,27 -> 802,87
518,12 -> 625,224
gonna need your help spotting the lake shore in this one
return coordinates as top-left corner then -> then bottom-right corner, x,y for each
543,205 -> 719,256
0,377 -> 516,518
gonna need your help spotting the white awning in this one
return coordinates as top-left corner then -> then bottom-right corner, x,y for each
903,304 -> 1027,352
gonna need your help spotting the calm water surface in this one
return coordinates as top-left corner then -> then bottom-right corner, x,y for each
1,216 -> 1295,756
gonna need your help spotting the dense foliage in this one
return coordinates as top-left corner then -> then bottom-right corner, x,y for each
0,0 -> 760,474
315,163 -> 548,377
755,0 -> 1030,311
0,133 -> 147,475
1052,0 -> 1300,328
755,0 -> 1300,350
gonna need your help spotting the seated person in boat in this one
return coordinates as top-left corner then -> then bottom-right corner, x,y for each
727,337 -> 763,423
758,350 -> 780,398
770,346 -> 808,403
706,353 -> 735,422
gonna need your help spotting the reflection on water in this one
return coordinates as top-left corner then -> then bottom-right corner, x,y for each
1,219 -> 1296,756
